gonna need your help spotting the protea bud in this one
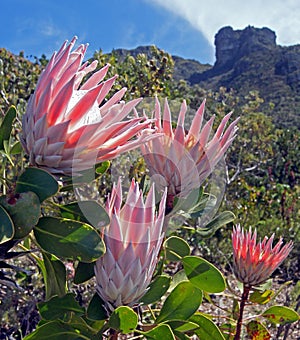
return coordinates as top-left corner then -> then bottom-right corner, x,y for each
232,225 -> 293,286
94,179 -> 166,311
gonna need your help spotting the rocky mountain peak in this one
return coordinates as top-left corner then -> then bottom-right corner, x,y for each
214,26 -> 276,69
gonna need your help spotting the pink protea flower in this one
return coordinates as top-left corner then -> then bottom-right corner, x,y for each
140,97 -> 239,202
232,225 -> 293,286
21,37 -> 156,176
94,179 -> 166,311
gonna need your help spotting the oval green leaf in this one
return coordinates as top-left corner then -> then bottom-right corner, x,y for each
246,320 -> 271,340
87,293 -> 107,321
0,191 -> 41,239
108,306 -> 138,334
156,281 -> 202,323
183,256 -> 226,293
262,305 -> 299,325
0,204 -> 14,244
23,317 -> 96,340
250,289 -> 274,305
38,293 -> 85,320
140,275 -> 171,305
42,252 -> 66,300
74,261 -> 95,284
142,324 -> 175,340
60,200 -> 109,229
190,313 -> 225,340
34,217 -> 105,262
16,167 -> 58,202
164,236 -> 190,261
0,106 -> 16,150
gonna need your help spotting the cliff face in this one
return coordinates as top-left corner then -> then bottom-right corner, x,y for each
106,26 -> 300,128
184,26 -> 300,128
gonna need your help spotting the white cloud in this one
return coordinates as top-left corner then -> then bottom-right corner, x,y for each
149,0 -> 300,47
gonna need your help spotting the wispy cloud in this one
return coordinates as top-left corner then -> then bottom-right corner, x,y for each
149,0 -> 300,47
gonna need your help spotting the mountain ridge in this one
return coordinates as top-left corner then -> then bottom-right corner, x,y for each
113,26 -> 300,128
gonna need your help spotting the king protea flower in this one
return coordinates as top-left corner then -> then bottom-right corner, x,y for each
95,179 -> 166,311
232,225 -> 293,286
140,97 -> 239,202
21,36 -> 156,176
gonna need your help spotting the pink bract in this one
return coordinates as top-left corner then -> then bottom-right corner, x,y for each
232,225 -> 293,286
140,97 -> 239,198
95,179 -> 166,311
21,37 -> 156,176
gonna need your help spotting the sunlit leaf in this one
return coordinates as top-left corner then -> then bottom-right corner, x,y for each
156,281 -> 202,323
108,306 -> 138,334
34,217 -> 105,262
262,305 -> 299,325
142,324 -> 175,339
140,275 -> 171,304
183,256 -> 226,293
246,320 -> 271,340
164,236 -> 190,261
250,289 -> 274,305
190,313 -> 225,340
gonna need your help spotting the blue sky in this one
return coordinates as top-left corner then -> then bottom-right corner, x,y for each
1,0 -> 300,65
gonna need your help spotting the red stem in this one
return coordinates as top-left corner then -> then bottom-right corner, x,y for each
234,284 -> 251,340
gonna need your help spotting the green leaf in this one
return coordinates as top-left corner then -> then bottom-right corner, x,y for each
156,281 -> 202,323
183,256 -> 226,293
250,289 -> 274,305
74,261 -> 95,284
87,293 -> 107,321
16,167 -> 58,202
142,324 -> 175,339
262,305 -> 299,325
95,161 -> 110,175
38,293 -> 85,321
108,306 -> 138,334
246,320 -> 271,340
140,275 -> 171,305
0,106 -> 16,150
190,313 -> 225,340
34,217 -> 105,262
164,236 -> 190,261
167,320 -> 199,332
10,141 -> 23,155
60,201 -> 109,230
0,204 -> 14,244
0,191 -> 41,239
42,252 -> 66,300
196,211 -> 236,238
23,316 -> 97,340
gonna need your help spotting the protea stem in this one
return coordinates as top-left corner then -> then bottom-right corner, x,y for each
234,284 -> 251,340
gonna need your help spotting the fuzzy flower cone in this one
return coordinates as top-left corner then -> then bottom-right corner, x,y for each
140,97 -> 239,201
21,36 -> 157,176
232,225 -> 293,287
95,179 -> 167,311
